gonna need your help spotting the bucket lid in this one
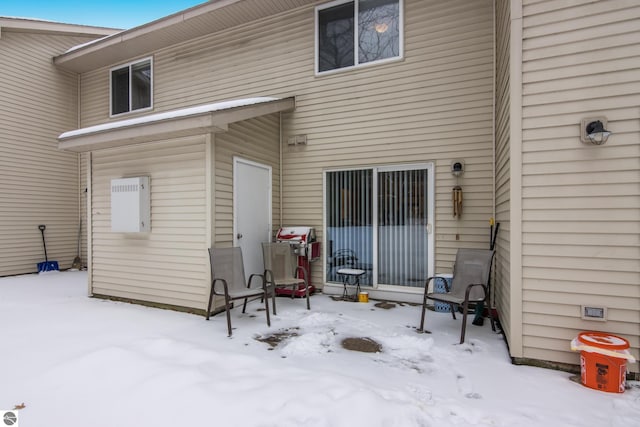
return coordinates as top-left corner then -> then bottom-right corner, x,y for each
577,331 -> 630,350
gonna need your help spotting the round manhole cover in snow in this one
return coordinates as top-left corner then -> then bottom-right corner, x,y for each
3,411 -> 17,426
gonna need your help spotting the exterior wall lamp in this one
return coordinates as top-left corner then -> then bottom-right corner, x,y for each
581,117 -> 612,145
451,160 -> 464,177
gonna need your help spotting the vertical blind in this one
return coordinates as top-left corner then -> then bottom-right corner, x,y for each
377,169 -> 428,287
326,167 -> 428,287
326,169 -> 373,285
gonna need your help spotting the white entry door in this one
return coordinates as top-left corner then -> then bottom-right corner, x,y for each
233,157 -> 272,279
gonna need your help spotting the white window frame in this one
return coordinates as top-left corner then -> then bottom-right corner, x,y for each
315,0 -> 404,76
109,56 -> 154,117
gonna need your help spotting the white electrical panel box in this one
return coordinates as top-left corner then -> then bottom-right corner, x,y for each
111,176 -> 150,232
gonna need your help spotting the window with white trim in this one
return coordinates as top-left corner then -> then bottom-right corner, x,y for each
316,0 -> 402,74
110,57 -> 152,116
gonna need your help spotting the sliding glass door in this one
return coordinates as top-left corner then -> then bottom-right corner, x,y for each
325,164 -> 433,289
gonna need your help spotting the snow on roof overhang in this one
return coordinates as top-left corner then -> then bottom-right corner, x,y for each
0,16 -> 118,37
57,97 -> 295,152
53,0 -> 319,73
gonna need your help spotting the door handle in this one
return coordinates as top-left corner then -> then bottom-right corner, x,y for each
237,233 -> 243,239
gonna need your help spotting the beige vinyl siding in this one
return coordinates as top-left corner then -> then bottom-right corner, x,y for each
0,30 -> 97,276
90,136 -> 209,309
80,0 -> 496,291
494,0 -> 512,343
521,0 -> 640,371
213,115 -> 281,246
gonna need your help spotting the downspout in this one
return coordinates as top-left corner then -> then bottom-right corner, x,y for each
279,113 -> 283,229
87,152 -> 93,296
491,0 -> 497,310
492,0 -> 497,223
76,73 -> 82,267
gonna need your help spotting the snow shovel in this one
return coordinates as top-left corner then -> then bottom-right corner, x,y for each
37,225 -> 59,272
71,218 -> 82,270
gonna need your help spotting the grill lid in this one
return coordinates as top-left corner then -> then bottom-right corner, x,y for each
276,227 -> 315,243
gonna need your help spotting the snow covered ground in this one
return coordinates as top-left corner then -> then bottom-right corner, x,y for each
1,271 -> 638,426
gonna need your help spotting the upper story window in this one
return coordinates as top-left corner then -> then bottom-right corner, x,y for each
110,57 -> 152,116
316,0 -> 402,74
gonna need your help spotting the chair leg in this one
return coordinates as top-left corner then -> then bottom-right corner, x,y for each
263,290 -> 271,327
271,287 -> 277,316
225,298 -> 233,337
305,285 -> 310,310
206,288 -> 215,321
460,301 -> 469,344
418,293 -> 428,332
450,304 -> 457,319
242,298 -> 248,313
341,277 -> 348,300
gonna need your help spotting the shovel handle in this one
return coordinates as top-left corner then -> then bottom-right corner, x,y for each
38,224 -> 48,261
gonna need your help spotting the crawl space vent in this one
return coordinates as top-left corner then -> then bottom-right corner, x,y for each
111,177 -> 150,232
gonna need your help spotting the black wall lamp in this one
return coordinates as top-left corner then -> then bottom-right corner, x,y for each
581,117 -> 611,145
451,160 -> 464,177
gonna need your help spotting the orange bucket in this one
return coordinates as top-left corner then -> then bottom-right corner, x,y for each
574,332 -> 631,393
358,292 -> 369,303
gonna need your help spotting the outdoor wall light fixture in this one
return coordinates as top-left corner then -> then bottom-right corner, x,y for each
451,160 -> 464,177
581,117 -> 611,145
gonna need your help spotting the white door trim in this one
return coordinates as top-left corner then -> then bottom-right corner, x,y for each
232,156 -> 272,247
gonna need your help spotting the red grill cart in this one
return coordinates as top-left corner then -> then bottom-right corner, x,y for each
274,227 -> 320,297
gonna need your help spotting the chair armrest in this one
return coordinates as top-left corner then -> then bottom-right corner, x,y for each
464,283 -> 488,301
263,269 -> 275,285
425,276 -> 451,292
294,266 -> 309,284
212,278 -> 229,296
248,273 -> 266,289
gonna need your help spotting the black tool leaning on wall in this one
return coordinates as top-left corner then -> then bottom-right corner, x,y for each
37,225 -> 59,273
71,218 -> 82,270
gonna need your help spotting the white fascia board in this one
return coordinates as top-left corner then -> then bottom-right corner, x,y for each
58,97 -> 295,152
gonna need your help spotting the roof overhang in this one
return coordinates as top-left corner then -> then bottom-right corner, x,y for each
57,97 -> 295,152
0,17 -> 118,37
53,0 -> 319,73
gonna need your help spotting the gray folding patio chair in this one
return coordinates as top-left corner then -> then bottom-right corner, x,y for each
418,248 -> 495,344
262,241 -> 310,315
206,247 -> 270,337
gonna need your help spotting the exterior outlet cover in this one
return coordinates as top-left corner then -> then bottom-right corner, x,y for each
581,305 -> 607,321
111,176 -> 150,232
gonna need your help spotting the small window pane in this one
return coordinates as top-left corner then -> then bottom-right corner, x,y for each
111,67 -> 129,115
318,2 -> 355,72
358,0 -> 400,64
131,61 -> 151,111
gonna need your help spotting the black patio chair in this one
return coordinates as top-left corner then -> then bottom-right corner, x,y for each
418,248 -> 495,344
206,247 -> 270,337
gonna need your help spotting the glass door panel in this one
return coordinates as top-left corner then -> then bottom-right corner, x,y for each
325,169 -> 373,285
377,168 -> 428,287
325,165 -> 432,289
